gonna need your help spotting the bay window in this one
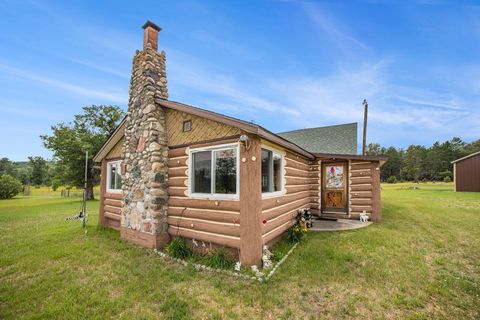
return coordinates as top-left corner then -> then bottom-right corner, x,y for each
190,144 -> 239,198
261,148 -> 283,193
106,160 -> 122,192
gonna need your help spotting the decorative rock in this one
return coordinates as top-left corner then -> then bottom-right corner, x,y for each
234,261 -> 241,272
136,136 -> 145,152
144,221 -> 152,232
152,162 -> 163,172
149,142 -> 161,152
151,173 -> 165,183
150,188 -> 164,197
134,189 -> 144,200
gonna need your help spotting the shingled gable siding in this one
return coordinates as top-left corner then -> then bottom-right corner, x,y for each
261,140 -> 319,245
166,109 -> 241,147
99,138 -> 124,230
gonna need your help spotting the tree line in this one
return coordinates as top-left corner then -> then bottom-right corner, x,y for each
366,138 -> 480,182
0,157 -> 53,186
0,105 -> 125,200
1,103 -> 478,199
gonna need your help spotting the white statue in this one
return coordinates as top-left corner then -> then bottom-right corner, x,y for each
262,245 -> 273,269
360,210 -> 369,222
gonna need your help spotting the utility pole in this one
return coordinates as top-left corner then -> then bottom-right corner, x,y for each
82,151 -> 88,228
362,99 -> 368,156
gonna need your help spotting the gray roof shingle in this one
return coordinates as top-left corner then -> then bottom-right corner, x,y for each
277,123 -> 358,155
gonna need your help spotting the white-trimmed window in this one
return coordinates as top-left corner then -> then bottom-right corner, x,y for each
106,160 -> 122,193
261,148 -> 284,194
189,143 -> 239,199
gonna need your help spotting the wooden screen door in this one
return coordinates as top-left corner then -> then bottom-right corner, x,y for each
322,162 -> 348,213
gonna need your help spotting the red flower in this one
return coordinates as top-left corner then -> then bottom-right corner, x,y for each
262,219 -> 267,225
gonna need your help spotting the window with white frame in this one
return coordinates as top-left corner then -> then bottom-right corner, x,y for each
190,144 -> 239,198
261,148 -> 283,193
106,161 -> 122,192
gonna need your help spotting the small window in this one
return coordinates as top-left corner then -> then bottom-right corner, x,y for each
190,144 -> 239,198
106,161 -> 122,192
183,120 -> 192,132
261,148 -> 283,193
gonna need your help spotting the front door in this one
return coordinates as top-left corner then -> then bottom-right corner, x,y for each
322,162 -> 348,214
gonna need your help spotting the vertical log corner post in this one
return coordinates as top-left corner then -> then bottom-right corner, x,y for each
371,161 -> 382,222
98,159 -> 107,226
239,135 -> 262,266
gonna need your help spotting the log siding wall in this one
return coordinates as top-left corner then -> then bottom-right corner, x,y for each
349,160 -> 381,221
99,140 -> 124,230
261,147 -> 319,245
166,141 -> 242,249
102,190 -> 122,230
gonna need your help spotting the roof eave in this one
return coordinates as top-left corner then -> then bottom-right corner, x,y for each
156,99 -> 315,160
314,152 -> 389,166
155,99 -> 259,133
451,150 -> 480,163
257,127 -> 315,159
93,118 -> 126,162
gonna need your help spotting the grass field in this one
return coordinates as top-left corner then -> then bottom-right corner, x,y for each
1,183 -> 479,319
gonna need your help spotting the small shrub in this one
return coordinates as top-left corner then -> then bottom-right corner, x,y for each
204,247 -> 234,269
166,238 -> 193,259
0,174 -> 23,199
386,176 -> 398,184
288,220 -> 307,243
443,176 -> 452,183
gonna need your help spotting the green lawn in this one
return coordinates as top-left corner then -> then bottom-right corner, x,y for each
1,183 -> 479,319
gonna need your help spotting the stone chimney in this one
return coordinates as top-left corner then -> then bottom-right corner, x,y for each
120,21 -> 169,248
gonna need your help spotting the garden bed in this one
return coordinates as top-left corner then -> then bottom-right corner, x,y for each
155,235 -> 300,282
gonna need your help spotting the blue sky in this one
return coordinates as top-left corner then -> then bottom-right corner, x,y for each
1,0 -> 479,161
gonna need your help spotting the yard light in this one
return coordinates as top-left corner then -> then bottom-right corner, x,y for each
239,134 -> 251,150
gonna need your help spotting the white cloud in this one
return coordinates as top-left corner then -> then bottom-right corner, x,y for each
167,48 -> 478,145
0,64 -> 127,103
301,2 -> 370,52
167,49 -> 301,117
63,57 -> 130,79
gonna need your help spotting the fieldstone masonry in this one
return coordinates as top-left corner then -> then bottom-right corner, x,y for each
120,22 -> 170,247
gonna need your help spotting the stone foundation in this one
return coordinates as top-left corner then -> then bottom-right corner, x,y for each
121,228 -> 170,248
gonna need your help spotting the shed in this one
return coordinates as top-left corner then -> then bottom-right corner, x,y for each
452,151 -> 480,192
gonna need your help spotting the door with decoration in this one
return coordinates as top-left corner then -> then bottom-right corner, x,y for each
322,162 -> 348,214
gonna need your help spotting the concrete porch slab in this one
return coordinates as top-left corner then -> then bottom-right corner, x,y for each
309,218 -> 372,232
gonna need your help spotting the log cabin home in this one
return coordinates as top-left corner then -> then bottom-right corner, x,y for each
93,21 -> 388,266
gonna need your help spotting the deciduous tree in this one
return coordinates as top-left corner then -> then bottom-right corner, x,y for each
41,105 -> 125,200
